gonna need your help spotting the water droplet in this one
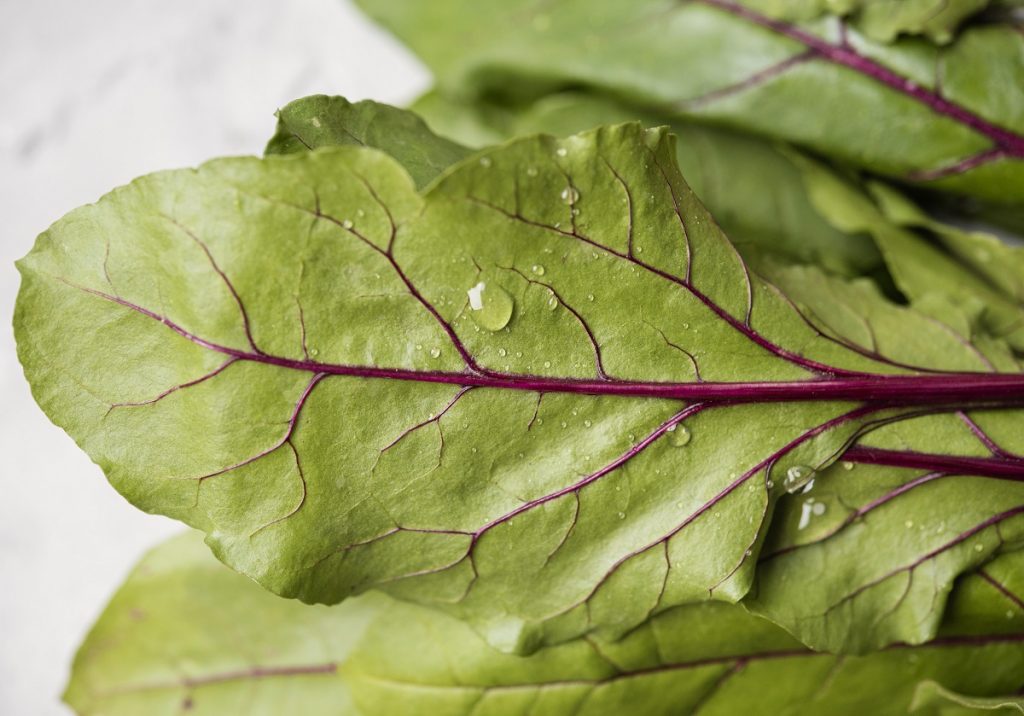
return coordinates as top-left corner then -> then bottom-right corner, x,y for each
543,361 -> 552,368
668,424 -> 691,447
415,344 -> 422,351
784,465 -> 813,493
586,294 -> 595,302
526,167 -> 538,177
812,502 -> 826,516
636,246 -> 644,254
341,219 -> 353,230
556,147 -> 568,157
310,347 -> 319,357
842,461 -> 854,471
531,264 -> 546,276
471,447 -> 477,453
765,480 -> 775,489
479,156 -> 492,168
905,520 -> 914,529
676,501 -> 683,509
560,421 -> 567,428
975,544 -> 985,552
617,512 -> 626,520
429,347 -> 441,358
498,348 -> 507,357
560,186 -> 579,204
546,293 -> 558,311
745,549 -> 753,557
1008,610 -> 1016,619
466,281 -> 514,331
584,419 -> 592,427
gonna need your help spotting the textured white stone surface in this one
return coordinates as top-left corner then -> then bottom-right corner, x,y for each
0,1 -> 427,711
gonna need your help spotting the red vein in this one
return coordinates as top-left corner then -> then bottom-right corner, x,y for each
827,505 -> 1024,613
696,0 -> 1024,158
472,403 -> 708,538
678,50 -> 817,110
978,570 -> 1024,610
66,280 -> 1024,404
844,446 -> 1024,480
106,358 -> 238,412
162,216 -> 264,355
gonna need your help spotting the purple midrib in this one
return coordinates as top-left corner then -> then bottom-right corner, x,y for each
81,283 -> 1024,404
845,446 -> 1024,479
697,0 -> 1024,158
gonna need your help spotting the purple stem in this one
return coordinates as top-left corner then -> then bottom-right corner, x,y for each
845,446 -> 1024,480
72,281 -> 1024,405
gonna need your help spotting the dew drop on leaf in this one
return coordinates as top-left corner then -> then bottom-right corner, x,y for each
617,512 -> 626,520
466,281 -> 514,331
429,347 -> 441,358
531,264 -> 546,276
560,186 -> 579,204
556,147 -> 568,157
341,219 -> 353,230
479,156 -> 492,168
667,424 -> 691,447
784,465 -> 814,493
842,461 -> 854,471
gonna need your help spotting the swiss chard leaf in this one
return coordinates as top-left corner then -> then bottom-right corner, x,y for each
16,123 -> 1024,654
354,0 -> 1024,207
66,532 -> 1024,716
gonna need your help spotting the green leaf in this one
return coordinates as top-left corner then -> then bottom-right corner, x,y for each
787,152 -> 1024,351
737,0 -> 990,44
16,123 -> 1024,654
354,0 -> 1024,206
67,532 -> 1024,716
265,95 -> 472,189
408,90 -> 883,276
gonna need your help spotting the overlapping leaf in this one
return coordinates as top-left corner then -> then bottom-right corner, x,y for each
66,532 -> 1024,716
355,0 -> 1024,207
16,123 -> 1024,654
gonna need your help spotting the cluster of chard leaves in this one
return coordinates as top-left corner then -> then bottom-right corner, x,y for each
14,1 -> 1024,714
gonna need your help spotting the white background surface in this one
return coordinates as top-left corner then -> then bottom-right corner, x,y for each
0,1 -> 426,711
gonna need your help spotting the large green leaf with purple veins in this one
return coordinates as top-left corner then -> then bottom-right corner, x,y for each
16,123 -> 1024,654
354,0 -> 1024,207
66,532 -> 1024,716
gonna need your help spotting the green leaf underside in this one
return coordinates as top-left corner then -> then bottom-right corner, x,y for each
16,124 -> 1024,654
66,533 -> 1024,716
355,0 -> 1024,205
